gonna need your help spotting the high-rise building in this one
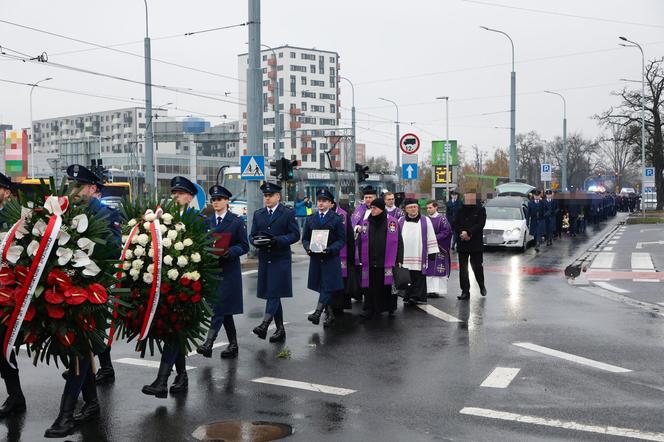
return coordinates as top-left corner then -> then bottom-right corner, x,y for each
238,45 -> 346,170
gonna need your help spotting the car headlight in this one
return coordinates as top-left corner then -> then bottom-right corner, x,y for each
504,228 -> 521,236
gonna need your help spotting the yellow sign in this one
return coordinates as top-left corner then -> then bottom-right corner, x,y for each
434,166 -> 451,184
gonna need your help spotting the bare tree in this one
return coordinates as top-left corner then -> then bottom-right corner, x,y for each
546,133 -> 600,190
596,124 -> 640,190
366,155 -> 394,173
516,131 -> 546,184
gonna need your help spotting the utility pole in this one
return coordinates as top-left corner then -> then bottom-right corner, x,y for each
341,77 -> 357,202
246,0 -> 263,245
143,0 -> 155,194
262,44 -> 280,159
436,96 -> 450,200
379,97 -> 400,191
29,77 -> 52,178
544,90 -> 567,190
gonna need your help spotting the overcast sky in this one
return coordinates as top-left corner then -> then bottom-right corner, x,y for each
1,0 -> 663,165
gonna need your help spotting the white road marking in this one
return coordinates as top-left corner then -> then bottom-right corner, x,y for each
590,252 -> 615,270
586,277 -> 612,281
608,240 -> 617,245
114,357 -> 196,370
480,367 -> 520,388
417,304 -> 462,322
187,341 -> 229,357
632,252 -> 655,272
657,302 -> 664,307
513,342 -> 631,373
242,269 -> 258,275
460,407 -> 664,441
634,279 -> 660,283
594,281 -> 630,294
603,247 -> 614,251
252,376 -> 356,396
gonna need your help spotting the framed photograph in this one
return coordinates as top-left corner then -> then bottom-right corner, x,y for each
310,229 -> 329,253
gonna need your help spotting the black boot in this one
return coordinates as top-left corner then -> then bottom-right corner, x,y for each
252,320 -> 271,340
220,339 -> 239,359
308,302 -> 325,325
0,376 -> 26,418
196,329 -> 217,358
74,369 -> 99,423
95,347 -> 115,385
323,306 -> 335,328
141,358 -> 171,399
44,394 -> 77,438
169,355 -> 188,394
269,314 -> 286,343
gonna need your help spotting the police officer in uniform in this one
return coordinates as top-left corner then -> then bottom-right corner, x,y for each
249,182 -> 300,342
197,185 -> 249,359
543,190 -> 557,246
527,190 -> 545,252
302,189 -> 346,327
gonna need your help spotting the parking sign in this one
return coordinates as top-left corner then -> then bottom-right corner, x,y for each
541,163 -> 552,181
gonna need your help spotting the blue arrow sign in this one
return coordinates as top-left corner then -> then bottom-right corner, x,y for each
402,163 -> 418,180
240,155 -> 265,180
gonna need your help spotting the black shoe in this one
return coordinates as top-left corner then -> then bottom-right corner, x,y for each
169,373 -> 188,394
141,360 -> 171,399
480,287 -> 487,297
44,394 -> 77,438
73,399 -> 100,423
323,307 -> 335,328
457,293 -> 470,300
307,309 -> 323,325
220,342 -> 239,359
269,327 -> 286,343
0,395 -> 26,418
95,366 -> 115,385
252,321 -> 270,340
427,293 -> 440,299
196,338 -> 215,358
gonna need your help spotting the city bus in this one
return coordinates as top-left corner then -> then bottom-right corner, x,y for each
17,178 -> 131,209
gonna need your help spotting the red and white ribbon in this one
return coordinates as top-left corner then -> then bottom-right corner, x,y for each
139,216 -> 163,340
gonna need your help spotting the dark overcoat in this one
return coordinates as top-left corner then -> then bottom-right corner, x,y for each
527,200 -> 545,239
301,210 -> 346,293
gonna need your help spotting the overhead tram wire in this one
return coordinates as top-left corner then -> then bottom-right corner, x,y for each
0,18 -> 245,83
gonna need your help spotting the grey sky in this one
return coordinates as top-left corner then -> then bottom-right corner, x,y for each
1,0 -> 662,165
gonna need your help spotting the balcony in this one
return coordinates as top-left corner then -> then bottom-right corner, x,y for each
301,134 -> 312,142
331,160 -> 341,168
267,83 -> 274,92
330,148 -> 340,156
267,70 -> 277,80
301,147 -> 313,155
267,56 -> 277,66
267,96 -> 274,104
290,121 -> 302,129
289,108 -> 301,116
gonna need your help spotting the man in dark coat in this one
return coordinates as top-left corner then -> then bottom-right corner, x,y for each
543,190 -> 557,246
197,185 -> 249,359
249,182 -> 300,343
302,189 -> 346,327
454,193 -> 487,300
527,190 -> 545,252
446,191 -> 462,251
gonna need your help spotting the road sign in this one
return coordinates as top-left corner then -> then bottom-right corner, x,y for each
240,155 -> 265,180
644,167 -> 655,184
402,153 -> 418,164
399,133 -> 420,154
191,183 -> 207,211
431,140 -> 458,166
402,163 -> 418,180
541,163 -> 552,182
434,165 -> 453,184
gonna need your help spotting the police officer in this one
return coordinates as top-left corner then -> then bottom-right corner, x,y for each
197,185 -> 249,359
543,190 -> 557,246
0,173 -> 25,419
527,190 -> 545,252
249,182 -> 300,343
142,176 -> 198,399
303,189 -> 346,327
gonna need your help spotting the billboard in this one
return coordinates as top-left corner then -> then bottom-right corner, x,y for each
432,140 -> 458,166
3,129 -> 28,178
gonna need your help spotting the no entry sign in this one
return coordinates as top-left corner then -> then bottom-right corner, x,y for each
399,133 -> 420,155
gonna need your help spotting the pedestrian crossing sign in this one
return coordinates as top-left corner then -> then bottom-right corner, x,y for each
240,155 -> 265,180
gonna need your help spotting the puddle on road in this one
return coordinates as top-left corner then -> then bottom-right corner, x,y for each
192,420 -> 293,441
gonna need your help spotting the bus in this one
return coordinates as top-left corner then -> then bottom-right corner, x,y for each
17,178 -> 131,209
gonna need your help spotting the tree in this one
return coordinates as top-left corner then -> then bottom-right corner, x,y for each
596,57 -> 664,208
366,155 -> 394,173
596,124 -> 640,190
546,133 -> 599,190
516,131 -> 546,184
483,149 -> 509,177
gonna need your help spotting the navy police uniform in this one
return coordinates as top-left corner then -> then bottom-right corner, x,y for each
302,189 -> 346,327
527,190 -> 545,252
196,185 -> 249,359
249,182 -> 300,342
543,190 -> 557,246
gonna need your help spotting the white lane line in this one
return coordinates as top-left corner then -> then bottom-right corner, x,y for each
657,302 -> 664,307
594,281 -> 630,294
632,253 -> 655,272
480,367 -> 520,388
242,269 -> 258,275
252,377 -> 356,396
460,407 -> 664,441
513,342 -> 631,373
417,304 -> 462,322
634,279 -> 660,283
114,357 -> 196,370
187,341 -> 229,357
590,252 -> 615,270
608,240 -> 617,245
586,277 -> 612,281
603,247 -> 614,252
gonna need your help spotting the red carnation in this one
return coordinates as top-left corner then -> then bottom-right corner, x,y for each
56,330 -> 75,347
14,266 -> 28,284
87,284 -> 108,304
191,281 -> 201,292
46,304 -> 65,319
63,287 -> 89,305
160,283 -> 171,295
180,277 -> 191,287
178,292 -> 188,302
0,288 -> 14,306
47,269 -> 71,289
0,268 -> 16,287
24,304 -> 36,322
191,294 -> 202,304
158,305 -> 168,316
44,288 -> 65,305
166,295 -> 176,305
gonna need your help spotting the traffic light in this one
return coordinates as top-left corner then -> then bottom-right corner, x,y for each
90,159 -> 108,183
283,159 -> 298,181
356,163 -> 369,183
269,158 -> 284,180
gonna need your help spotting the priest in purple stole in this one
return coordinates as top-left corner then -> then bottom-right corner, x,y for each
330,201 -> 354,312
355,198 -> 403,318
351,186 -> 377,229
424,200 -> 453,297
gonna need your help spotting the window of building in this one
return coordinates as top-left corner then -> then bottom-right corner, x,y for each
310,80 -> 325,87
311,105 -> 325,112
262,54 -> 268,61
290,52 -> 296,58
278,78 -> 284,97
264,117 -> 275,125
290,65 -> 307,72
263,80 -> 270,86
330,77 -> 336,88
299,116 -> 316,125
319,93 -> 335,100
329,56 -> 335,63
330,67 -> 335,76
319,118 -> 336,125
301,102 -> 307,111
138,112 -> 143,118
262,67 -> 267,74
319,56 -> 325,74
310,65 -> 316,74
301,53 -> 316,60
263,92 -> 268,113
302,91 -> 316,98
301,76 -> 307,85
278,52 -> 283,58
290,75 -> 297,97
330,104 -> 336,114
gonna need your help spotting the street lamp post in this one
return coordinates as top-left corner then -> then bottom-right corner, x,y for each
436,96 -> 450,201
29,77 -> 53,178
341,76 -> 357,201
262,44 -> 281,159
619,36 -> 646,215
379,97 -> 400,190
143,0 -> 155,194
544,90 -> 567,190
481,26 -> 517,182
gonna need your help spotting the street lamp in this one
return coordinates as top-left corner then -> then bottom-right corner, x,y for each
544,90 -> 568,191
29,77 -> 53,178
341,76 -> 358,201
378,97 -> 400,187
619,36 -> 646,213
481,26 -> 517,182
436,96 -> 451,201
143,0 -> 156,193
261,44 -> 281,159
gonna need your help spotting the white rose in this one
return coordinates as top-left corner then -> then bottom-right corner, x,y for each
167,230 -> 178,241
190,252 -> 201,263
127,218 -> 137,227
145,213 -> 157,222
183,238 -> 193,247
131,259 -> 144,269
174,242 -> 185,251
137,234 -> 149,247
122,261 -> 132,271
175,222 -> 186,232
159,224 -> 168,235
162,213 -> 173,225
190,271 -> 201,281
143,272 -> 154,284
122,235 -> 130,244
177,256 -> 188,267
148,248 -> 154,258
163,255 -> 173,266
131,235 -> 139,244
167,269 -> 179,281
143,222 -> 151,231
147,264 -> 155,274
124,249 -> 134,260
129,268 -> 140,279
134,246 -> 145,258
162,238 -> 172,248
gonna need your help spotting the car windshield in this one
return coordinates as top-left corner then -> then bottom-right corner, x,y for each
486,206 -> 523,220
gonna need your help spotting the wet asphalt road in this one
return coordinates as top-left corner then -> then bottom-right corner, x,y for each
5,215 -> 664,442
